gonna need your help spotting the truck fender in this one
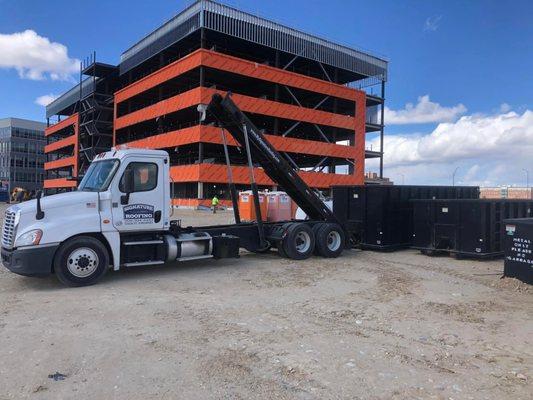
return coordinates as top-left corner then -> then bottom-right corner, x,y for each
102,231 -> 121,271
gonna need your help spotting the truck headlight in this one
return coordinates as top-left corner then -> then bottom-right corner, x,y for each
15,229 -> 43,247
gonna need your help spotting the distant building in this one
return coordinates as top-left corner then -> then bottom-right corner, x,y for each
480,187 -> 532,200
0,118 -> 46,192
365,171 -> 392,185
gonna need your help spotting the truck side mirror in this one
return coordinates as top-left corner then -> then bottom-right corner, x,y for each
36,190 -> 44,220
121,168 -> 134,205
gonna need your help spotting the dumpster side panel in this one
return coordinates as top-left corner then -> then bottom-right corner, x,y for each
503,218 -> 533,284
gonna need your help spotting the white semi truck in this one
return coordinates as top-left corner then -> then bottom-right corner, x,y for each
1,94 -> 349,286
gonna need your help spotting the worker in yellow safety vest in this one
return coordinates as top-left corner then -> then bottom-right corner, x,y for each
211,195 -> 219,214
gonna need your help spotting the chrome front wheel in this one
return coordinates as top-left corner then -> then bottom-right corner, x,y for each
67,247 -> 100,278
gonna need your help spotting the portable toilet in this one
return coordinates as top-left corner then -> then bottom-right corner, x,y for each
290,199 -> 299,219
238,190 -> 267,221
266,191 -> 292,222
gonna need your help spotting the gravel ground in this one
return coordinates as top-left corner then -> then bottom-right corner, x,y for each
0,205 -> 532,400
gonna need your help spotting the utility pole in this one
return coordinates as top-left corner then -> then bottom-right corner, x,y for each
452,166 -> 459,186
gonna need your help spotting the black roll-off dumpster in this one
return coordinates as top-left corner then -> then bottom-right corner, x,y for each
503,218 -> 533,284
413,199 -> 533,258
332,185 -> 479,250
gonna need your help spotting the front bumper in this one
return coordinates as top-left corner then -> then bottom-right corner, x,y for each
1,244 -> 59,277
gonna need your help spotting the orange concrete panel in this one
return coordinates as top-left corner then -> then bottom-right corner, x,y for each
352,91 -> 366,184
127,126 -> 203,149
44,135 -> 77,153
228,90 -> 355,130
170,164 -> 358,189
114,87 -> 203,130
45,114 -> 78,137
169,164 -> 202,183
115,87 -> 355,132
44,156 -> 77,171
200,50 -> 358,101
265,134 -> 355,159
43,178 -> 77,189
115,51 -> 203,103
126,125 -> 356,160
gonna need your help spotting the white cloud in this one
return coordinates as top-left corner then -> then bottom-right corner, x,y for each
385,95 -> 467,125
35,94 -> 59,107
0,30 -> 79,81
366,109 -> 533,186
499,103 -> 511,113
424,15 -> 442,32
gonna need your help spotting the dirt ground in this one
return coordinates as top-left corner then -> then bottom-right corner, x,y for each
0,205 -> 532,400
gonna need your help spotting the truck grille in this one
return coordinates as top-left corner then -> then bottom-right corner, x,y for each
2,210 -> 17,249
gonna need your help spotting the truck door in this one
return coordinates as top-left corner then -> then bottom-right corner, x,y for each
111,158 -> 165,232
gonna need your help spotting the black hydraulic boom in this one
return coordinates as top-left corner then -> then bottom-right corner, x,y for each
205,93 -> 340,224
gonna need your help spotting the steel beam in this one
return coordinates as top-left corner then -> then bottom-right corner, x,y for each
379,80 -> 385,178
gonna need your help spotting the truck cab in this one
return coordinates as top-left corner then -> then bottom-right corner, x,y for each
1,148 -> 176,285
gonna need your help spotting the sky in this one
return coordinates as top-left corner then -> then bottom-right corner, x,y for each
0,0 -> 532,186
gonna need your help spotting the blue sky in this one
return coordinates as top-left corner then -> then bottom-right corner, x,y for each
0,0 -> 532,185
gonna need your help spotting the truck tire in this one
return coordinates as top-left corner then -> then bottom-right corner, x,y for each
314,223 -> 345,258
54,236 -> 109,287
277,223 -> 292,258
277,242 -> 288,258
312,223 -> 325,255
282,223 -> 315,260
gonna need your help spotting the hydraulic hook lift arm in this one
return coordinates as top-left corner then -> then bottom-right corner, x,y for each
203,93 -> 342,225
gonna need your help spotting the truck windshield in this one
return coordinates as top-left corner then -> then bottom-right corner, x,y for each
78,160 -> 119,192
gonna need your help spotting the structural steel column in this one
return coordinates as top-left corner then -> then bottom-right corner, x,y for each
274,50 -> 280,135
198,65 -> 205,165
329,68 -> 339,174
379,80 -> 385,178
198,29 -> 206,200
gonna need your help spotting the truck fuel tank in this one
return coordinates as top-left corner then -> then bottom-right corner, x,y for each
164,232 -> 213,262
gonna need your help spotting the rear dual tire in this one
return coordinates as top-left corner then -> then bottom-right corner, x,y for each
314,223 -> 345,258
278,222 -> 344,260
282,223 -> 315,260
